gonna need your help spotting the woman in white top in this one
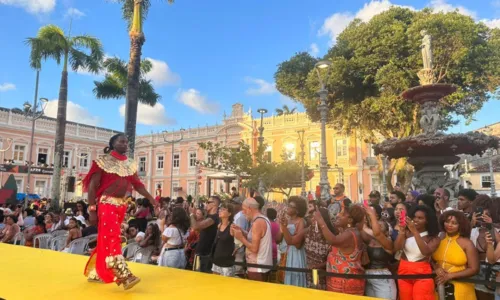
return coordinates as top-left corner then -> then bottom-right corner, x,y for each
394,205 -> 440,300
158,207 -> 190,269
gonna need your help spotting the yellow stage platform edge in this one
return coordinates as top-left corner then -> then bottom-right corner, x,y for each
0,244 -> 376,300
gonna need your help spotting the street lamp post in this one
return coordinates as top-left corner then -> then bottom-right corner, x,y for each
162,129 -> 185,198
486,148 -> 497,197
315,60 -> 332,202
257,108 -> 267,197
297,130 -> 307,197
24,97 -> 48,208
381,155 -> 388,199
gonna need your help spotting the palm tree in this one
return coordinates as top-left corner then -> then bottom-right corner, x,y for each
26,25 -> 104,210
275,105 -> 297,116
117,0 -> 174,156
93,57 -> 161,106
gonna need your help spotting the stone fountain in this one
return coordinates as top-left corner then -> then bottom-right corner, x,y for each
374,30 -> 500,195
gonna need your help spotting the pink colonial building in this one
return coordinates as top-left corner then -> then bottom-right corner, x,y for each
0,107 -> 119,199
134,103 -> 252,198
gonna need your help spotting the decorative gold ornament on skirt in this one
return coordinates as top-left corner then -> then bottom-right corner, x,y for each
95,154 -> 137,177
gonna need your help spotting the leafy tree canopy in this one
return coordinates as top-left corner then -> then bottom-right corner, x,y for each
93,57 -> 161,106
275,105 -> 297,116
275,8 -> 500,143
198,142 -> 311,197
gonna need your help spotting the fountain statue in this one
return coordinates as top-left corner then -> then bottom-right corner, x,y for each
374,32 -> 499,196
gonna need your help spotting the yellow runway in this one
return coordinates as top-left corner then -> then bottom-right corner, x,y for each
0,244 -> 374,300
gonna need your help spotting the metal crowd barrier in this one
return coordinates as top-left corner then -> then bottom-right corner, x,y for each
192,256 -> 500,288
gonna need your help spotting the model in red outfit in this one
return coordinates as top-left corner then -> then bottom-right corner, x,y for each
82,133 -> 155,290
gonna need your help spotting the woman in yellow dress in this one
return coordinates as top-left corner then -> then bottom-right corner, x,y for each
433,210 -> 479,299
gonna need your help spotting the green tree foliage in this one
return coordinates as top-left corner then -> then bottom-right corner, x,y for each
198,142 -> 311,197
245,157 -> 312,198
275,105 -> 297,116
93,57 -> 161,106
115,0 -> 174,155
198,141 -> 255,177
275,8 -> 500,192
26,25 -> 104,210
275,8 -> 500,142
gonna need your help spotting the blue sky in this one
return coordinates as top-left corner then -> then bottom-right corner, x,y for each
0,0 -> 498,135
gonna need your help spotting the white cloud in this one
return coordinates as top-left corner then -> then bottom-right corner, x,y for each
309,43 -> 319,56
64,7 -> 85,19
244,77 -> 277,95
319,1 -> 415,44
0,0 -> 55,14
318,12 -> 354,44
429,0 -> 476,18
144,58 -> 181,87
119,102 -> 175,126
0,83 -> 16,92
176,89 -> 219,114
481,18 -> 500,28
45,99 -> 101,126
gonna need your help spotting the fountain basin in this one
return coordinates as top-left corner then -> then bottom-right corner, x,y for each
402,84 -> 457,104
374,132 -> 500,159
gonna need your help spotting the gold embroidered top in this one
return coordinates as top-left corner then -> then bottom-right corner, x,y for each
94,154 -> 137,177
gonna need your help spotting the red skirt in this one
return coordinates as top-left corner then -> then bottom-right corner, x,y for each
84,197 -> 133,284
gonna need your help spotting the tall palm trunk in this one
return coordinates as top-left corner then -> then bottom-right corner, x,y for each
50,52 -> 69,211
124,1 -> 145,157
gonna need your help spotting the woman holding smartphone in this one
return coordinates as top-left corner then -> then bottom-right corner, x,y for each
433,210 -> 479,299
394,205 -> 440,300
364,206 -> 397,300
485,225 -> 500,300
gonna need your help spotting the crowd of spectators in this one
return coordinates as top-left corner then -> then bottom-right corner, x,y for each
2,185 -> 500,300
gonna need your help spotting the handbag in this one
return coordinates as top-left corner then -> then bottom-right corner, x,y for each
276,247 -> 288,284
361,245 -> 371,266
444,282 -> 455,300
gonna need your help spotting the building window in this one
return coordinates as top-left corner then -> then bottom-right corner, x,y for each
13,145 -> 26,162
79,153 -> 89,169
371,174 -> 381,192
15,178 -> 23,192
189,152 -> 197,167
368,143 -> 376,157
37,148 -> 49,165
264,146 -> 272,163
139,157 -> 147,173
157,156 -> 164,170
34,180 -> 46,196
172,182 -> 180,198
188,181 -> 196,196
481,175 -> 492,188
63,151 -> 72,168
310,141 -> 320,160
336,139 -> 348,157
206,151 -> 214,166
173,154 -> 180,169
284,143 -> 296,160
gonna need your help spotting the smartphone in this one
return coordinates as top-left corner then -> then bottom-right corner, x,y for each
487,223 -> 497,244
363,200 -> 369,208
476,206 -> 484,222
476,206 -> 484,215
400,210 -> 407,227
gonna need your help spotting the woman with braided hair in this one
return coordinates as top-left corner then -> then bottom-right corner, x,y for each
83,133 -> 155,290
